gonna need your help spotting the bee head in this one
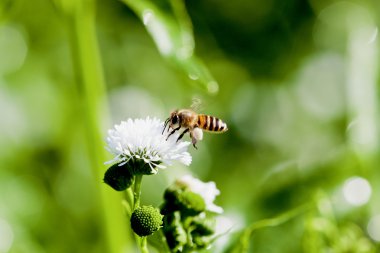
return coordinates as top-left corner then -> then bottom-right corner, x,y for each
170,111 -> 179,125
162,110 -> 179,134
168,110 -> 181,130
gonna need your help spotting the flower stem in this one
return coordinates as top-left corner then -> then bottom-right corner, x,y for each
131,175 -> 150,253
141,237 -> 149,253
232,203 -> 312,253
65,0 -> 131,252
133,174 -> 143,210
124,187 -> 135,211
159,229 -> 172,253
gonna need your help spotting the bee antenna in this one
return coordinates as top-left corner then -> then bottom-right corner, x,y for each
162,118 -> 170,134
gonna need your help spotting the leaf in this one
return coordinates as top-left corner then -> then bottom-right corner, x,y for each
227,203 -> 312,253
121,0 -> 219,94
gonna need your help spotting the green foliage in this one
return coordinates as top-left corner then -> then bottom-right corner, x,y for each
160,180 -> 219,252
228,204 -> 312,253
121,0 -> 219,94
1,0 -> 380,252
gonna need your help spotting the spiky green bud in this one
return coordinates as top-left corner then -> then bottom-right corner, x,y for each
131,206 -> 163,237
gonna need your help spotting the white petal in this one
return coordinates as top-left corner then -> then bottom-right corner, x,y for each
156,164 -> 166,169
104,117 -> 192,169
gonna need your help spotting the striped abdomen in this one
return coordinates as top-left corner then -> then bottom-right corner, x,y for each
197,114 -> 228,132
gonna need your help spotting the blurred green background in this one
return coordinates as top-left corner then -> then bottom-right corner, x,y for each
1,0 -> 380,252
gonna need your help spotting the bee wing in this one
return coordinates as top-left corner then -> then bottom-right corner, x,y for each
190,97 -> 204,112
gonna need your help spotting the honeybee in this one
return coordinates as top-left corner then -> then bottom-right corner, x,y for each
163,108 -> 228,149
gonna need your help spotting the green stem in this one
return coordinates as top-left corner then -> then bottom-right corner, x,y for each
131,174 -> 149,253
232,203 -> 312,253
124,186 -> 135,211
122,200 -> 132,218
158,229 -> 172,253
65,1 -> 131,252
141,237 -> 149,253
247,203 -> 311,232
133,174 -> 143,210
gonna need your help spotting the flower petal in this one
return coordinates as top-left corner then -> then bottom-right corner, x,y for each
105,117 -> 192,170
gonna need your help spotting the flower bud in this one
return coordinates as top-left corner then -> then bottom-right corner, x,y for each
103,163 -> 134,191
192,235 -> 212,249
191,216 -> 215,236
177,191 -> 206,216
161,187 -> 206,216
131,205 -> 163,237
162,212 -> 187,251
160,187 -> 181,215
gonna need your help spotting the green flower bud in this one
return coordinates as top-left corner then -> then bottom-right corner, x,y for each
163,186 -> 180,202
192,235 -> 212,249
178,191 -> 206,216
161,187 -> 182,215
162,212 -> 187,251
103,163 -> 134,191
191,216 -> 215,236
161,188 -> 206,216
131,206 -> 163,237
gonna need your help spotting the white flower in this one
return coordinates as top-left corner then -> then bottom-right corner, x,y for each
105,117 -> 192,173
176,175 -> 223,214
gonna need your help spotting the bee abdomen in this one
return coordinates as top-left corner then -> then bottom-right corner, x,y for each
198,115 -> 228,132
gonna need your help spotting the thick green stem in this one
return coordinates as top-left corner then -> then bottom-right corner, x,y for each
141,237 -> 149,253
131,174 -> 150,253
133,175 -> 143,210
66,0 -> 131,252
125,187 -> 135,212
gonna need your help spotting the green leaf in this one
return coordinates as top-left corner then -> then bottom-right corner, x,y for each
121,0 -> 219,94
228,203 -> 311,253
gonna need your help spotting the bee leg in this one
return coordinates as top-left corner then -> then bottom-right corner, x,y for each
162,118 -> 170,134
166,126 -> 181,140
176,128 -> 189,142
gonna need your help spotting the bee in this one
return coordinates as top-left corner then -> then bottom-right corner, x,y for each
163,109 -> 228,149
